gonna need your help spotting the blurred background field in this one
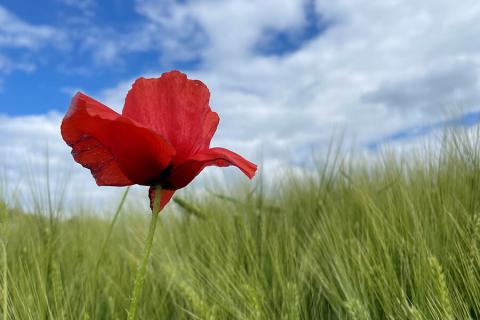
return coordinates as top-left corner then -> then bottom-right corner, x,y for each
1,132 -> 480,319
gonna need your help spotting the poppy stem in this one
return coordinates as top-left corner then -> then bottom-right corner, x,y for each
127,186 -> 161,320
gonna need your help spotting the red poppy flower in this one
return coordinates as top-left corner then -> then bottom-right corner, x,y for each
61,70 -> 257,212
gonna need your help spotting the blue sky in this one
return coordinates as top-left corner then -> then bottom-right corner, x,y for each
1,0 -> 480,208
0,0 -> 196,115
0,0 -> 327,116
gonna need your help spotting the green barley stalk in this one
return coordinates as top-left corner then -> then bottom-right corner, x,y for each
94,186 -> 130,278
1,242 -> 7,320
173,197 -> 206,219
428,256 -> 453,319
344,298 -> 369,320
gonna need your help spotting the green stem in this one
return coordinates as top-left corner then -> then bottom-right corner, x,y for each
127,187 -> 161,320
1,242 -> 7,320
93,186 -> 130,315
94,186 -> 130,279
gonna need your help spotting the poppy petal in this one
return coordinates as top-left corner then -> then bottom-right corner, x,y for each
149,187 -> 175,213
68,135 -> 133,186
61,92 -> 176,186
166,147 -> 257,189
122,71 -> 219,164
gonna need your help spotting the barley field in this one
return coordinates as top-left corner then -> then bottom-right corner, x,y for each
1,133 -> 480,319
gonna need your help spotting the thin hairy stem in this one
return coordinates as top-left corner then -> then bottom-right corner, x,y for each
127,187 -> 161,320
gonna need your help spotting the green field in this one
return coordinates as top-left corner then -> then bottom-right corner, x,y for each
1,133 -> 480,319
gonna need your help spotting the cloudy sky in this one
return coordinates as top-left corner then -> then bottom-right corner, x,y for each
1,0 -> 480,210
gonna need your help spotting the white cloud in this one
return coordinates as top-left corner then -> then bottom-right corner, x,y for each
136,0 -> 306,60
151,0 -> 480,148
0,4 -> 66,84
0,6 -> 65,50
83,0 -> 480,166
0,54 -> 36,74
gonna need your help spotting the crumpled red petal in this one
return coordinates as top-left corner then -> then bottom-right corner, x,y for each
61,92 -> 176,186
165,147 -> 257,189
122,71 -> 219,165
149,187 -> 176,213
66,134 -> 133,186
